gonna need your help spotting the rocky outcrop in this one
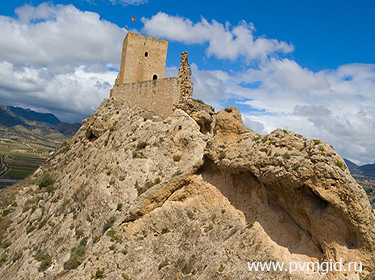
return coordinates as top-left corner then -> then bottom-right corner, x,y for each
175,99 -> 215,134
0,98 -> 374,280
208,107 -> 375,266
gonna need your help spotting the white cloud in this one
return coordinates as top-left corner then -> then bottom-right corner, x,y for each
243,118 -> 266,135
0,3 -> 124,122
190,63 -> 228,102
0,62 -> 117,122
0,3 -> 125,68
107,0 -> 148,5
142,12 -> 294,62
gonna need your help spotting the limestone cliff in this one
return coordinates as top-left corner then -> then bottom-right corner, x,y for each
0,97 -> 374,280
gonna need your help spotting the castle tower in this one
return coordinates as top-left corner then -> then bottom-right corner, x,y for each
111,33 -> 194,117
115,32 -> 168,85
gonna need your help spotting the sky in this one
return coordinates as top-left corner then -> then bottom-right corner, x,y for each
0,0 -> 375,165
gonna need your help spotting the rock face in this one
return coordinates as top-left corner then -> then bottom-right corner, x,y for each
0,98 -> 374,280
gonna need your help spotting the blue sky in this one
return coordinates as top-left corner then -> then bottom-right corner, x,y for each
3,0 -> 375,71
1,0 -> 375,164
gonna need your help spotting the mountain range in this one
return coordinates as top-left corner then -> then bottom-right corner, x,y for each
344,158 -> 375,178
0,105 -> 80,137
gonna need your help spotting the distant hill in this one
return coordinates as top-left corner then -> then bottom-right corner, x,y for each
0,105 -> 27,127
344,158 -> 375,178
0,104 -> 80,137
344,158 -> 359,170
0,105 -> 82,183
54,122 -> 82,137
7,106 -> 61,126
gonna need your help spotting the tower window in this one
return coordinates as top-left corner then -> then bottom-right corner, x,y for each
145,52 -> 148,57
153,75 -> 158,80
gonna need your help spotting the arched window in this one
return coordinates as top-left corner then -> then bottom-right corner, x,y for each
153,75 -> 158,80
145,52 -> 148,57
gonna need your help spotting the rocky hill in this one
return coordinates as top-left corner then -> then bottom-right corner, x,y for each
0,97 -> 374,279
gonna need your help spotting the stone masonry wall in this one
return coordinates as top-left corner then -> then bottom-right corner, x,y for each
178,51 -> 193,101
110,78 -> 180,117
115,32 -> 168,85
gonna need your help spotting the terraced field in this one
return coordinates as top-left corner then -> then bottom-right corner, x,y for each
3,156 -> 44,179
0,138 -> 62,188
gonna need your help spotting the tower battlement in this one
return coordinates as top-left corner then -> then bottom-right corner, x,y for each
138,33 -> 168,45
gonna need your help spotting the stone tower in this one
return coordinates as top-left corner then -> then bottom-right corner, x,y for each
115,32 -> 168,85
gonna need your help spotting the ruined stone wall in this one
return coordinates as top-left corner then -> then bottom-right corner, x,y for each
178,51 -> 193,101
110,78 -> 180,117
115,32 -> 168,85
